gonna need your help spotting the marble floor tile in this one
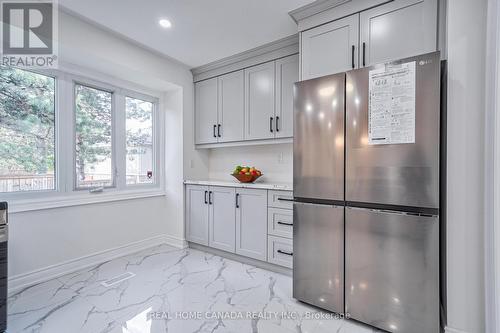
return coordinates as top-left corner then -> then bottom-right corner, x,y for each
8,245 -> 382,333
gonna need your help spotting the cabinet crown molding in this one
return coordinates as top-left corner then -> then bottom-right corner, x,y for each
191,34 -> 299,82
288,0 -> 351,23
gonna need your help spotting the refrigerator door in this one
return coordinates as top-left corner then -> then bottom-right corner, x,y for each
345,207 -> 439,333
346,52 -> 440,209
293,73 -> 345,201
293,202 -> 344,313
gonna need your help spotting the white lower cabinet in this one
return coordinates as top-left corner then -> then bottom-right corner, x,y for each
186,185 -> 292,268
267,236 -> 293,269
235,188 -> 268,261
209,187 -> 236,253
186,185 -> 210,245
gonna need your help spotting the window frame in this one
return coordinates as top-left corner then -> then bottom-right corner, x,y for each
0,67 -> 59,199
0,66 -> 165,208
72,80 -> 117,191
123,90 -> 160,189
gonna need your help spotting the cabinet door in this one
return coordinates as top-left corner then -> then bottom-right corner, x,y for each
301,14 -> 359,80
218,71 -> 245,143
244,62 -> 275,140
195,78 -> 218,144
235,188 -> 268,260
360,0 -> 438,66
209,186 -> 236,253
186,185 -> 209,245
275,54 -> 299,138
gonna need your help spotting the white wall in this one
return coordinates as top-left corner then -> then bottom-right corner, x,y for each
446,0 -> 487,332
207,144 -> 293,183
7,10 -> 208,286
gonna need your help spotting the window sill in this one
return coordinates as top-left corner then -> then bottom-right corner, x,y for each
7,189 -> 166,214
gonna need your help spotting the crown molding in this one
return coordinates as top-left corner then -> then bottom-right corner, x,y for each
288,0 -> 351,23
191,34 -> 299,82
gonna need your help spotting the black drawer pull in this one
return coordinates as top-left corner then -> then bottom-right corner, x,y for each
277,221 -> 293,226
277,250 -> 293,256
277,198 -> 294,202
351,44 -> 355,69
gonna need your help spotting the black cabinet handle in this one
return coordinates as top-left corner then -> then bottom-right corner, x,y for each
276,116 -> 280,132
362,42 -> 366,67
277,198 -> 294,202
277,250 -> 293,256
270,117 -> 274,133
217,124 -> 221,137
352,45 -> 355,69
213,124 -> 217,138
236,193 -> 240,208
209,191 -> 213,205
204,191 -> 208,204
277,221 -> 293,226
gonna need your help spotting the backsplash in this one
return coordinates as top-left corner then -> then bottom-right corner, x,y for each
208,143 -> 293,183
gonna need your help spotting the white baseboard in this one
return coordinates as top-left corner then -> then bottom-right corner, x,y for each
445,326 -> 470,333
8,234 -> 187,294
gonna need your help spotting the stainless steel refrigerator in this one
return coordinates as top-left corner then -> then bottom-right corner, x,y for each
293,52 -> 441,333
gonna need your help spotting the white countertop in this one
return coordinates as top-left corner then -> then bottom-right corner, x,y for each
184,179 -> 293,191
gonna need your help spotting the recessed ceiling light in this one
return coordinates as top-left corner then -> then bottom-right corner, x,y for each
159,19 -> 172,29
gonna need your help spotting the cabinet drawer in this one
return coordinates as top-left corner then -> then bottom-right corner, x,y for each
267,235 -> 293,268
267,190 -> 294,209
268,208 -> 293,239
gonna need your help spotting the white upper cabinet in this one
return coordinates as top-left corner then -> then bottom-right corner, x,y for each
244,61 -> 276,141
360,0 -> 438,66
301,14 -> 359,80
275,54 -> 299,138
218,71 -> 245,143
195,78 -> 218,144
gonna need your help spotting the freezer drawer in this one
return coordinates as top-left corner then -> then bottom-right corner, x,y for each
345,52 -> 441,209
345,207 -> 439,333
293,73 -> 345,201
293,202 -> 344,313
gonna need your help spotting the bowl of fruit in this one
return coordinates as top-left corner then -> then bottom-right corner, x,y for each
231,166 -> 262,183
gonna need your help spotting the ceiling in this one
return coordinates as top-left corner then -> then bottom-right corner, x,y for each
59,0 -> 312,68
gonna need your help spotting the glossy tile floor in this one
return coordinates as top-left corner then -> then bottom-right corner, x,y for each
8,244 -> 381,333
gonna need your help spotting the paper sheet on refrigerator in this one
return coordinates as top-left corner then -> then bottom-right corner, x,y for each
368,61 -> 416,145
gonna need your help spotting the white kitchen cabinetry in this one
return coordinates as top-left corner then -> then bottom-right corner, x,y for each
244,62 -> 276,141
186,185 -> 210,245
301,14 -> 359,80
300,0 -> 438,79
218,71 -> 245,143
235,188 -> 268,261
209,186 -> 236,252
360,0 -> 438,67
275,54 -> 299,138
195,78 -> 218,145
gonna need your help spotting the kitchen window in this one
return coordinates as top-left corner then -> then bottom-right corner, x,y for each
1,65 -> 164,210
74,84 -> 114,189
125,96 -> 154,185
0,67 -> 56,193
